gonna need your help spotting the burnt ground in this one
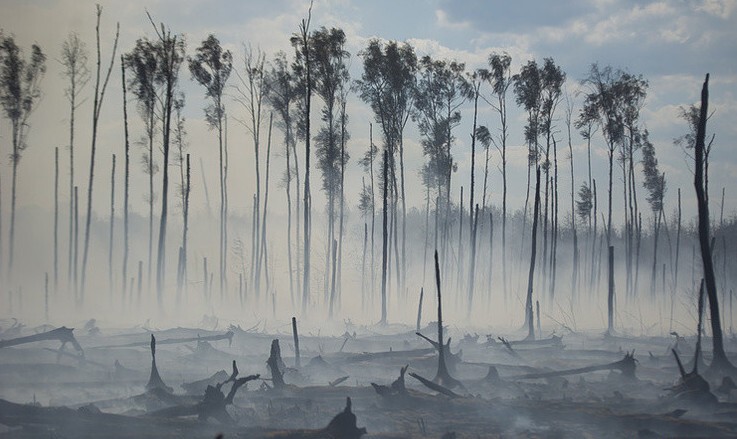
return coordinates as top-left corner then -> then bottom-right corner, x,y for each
2,320 -> 737,438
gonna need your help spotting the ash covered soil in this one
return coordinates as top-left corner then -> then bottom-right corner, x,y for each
2,318 -> 737,438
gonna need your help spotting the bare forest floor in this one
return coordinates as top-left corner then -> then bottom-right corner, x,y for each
2,318 -> 737,438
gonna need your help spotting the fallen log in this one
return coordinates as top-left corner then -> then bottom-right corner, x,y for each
509,351 -> 638,380
409,372 -> 461,398
92,331 -> 234,349
0,326 -> 84,359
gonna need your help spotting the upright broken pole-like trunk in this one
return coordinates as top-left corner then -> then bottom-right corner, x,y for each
416,287 -> 424,332
432,249 -> 460,388
121,57 -> 130,299
108,154 -> 116,295
524,167 -> 541,340
693,74 -> 735,374
53,147 -> 59,291
379,149 -> 389,325
607,245 -> 615,335
292,316 -> 300,368
80,7 -> 119,303
467,205 -> 479,317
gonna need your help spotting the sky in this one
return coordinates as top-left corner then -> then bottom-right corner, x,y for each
0,0 -> 736,224
0,0 -> 737,327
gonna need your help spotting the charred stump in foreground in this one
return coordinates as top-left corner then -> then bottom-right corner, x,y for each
371,364 -> 409,399
150,360 -> 260,424
431,250 -> 462,389
267,339 -> 286,390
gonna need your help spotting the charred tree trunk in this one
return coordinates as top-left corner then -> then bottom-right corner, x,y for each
467,205 -> 480,317
121,58 -> 130,298
108,154 -> 116,295
693,74 -> 734,373
380,149 -> 389,325
292,316 -> 301,368
416,287 -> 424,332
54,147 -> 59,291
524,167 -> 541,340
80,7 -> 119,302
607,245 -> 615,335
259,114 -> 273,294
433,250 -> 460,388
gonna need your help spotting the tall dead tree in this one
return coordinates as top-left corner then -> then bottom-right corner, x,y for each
487,52 -> 512,298
0,35 -> 47,277
120,56 -> 130,297
189,34 -> 232,299
692,74 -> 735,374
259,114 -> 274,294
265,51 -> 298,305
79,5 -> 119,303
54,147 -> 59,290
147,16 -> 185,308
379,148 -> 389,325
291,3 -> 313,313
60,32 -> 89,288
467,205 -> 480,317
108,154 -> 115,294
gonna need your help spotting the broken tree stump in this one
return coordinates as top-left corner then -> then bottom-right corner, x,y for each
267,339 -> 286,389
669,349 -> 717,405
431,250 -> 462,389
323,397 -> 367,439
146,334 -> 173,393
371,365 -> 409,398
150,360 -> 260,423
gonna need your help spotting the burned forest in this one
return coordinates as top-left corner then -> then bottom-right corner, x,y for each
2,1 -> 737,437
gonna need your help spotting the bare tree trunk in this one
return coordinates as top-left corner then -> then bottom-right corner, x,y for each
607,245 -> 615,334
488,212 -> 494,304
108,154 -> 116,295
80,8 -> 119,302
423,184 -> 430,285
674,188 -> 681,293
550,138 -> 559,299
301,18 -> 312,315
693,74 -> 733,372
524,167 -> 541,340
568,126 -> 578,300
54,147 -> 59,291
380,149 -> 389,325
361,221 -> 367,312
178,154 -> 190,300
73,186 -> 79,302
329,239 -> 338,318
121,58 -> 130,299
337,101 -> 347,310
250,194 -> 257,297
466,205 -> 479,317
259,114 -> 273,295
591,179 -> 598,291
457,186 -> 464,292
285,119 -> 294,307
